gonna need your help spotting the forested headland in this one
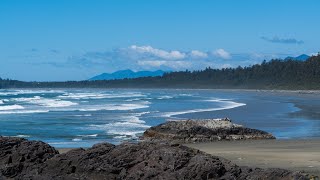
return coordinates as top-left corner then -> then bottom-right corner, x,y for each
1,54 -> 320,89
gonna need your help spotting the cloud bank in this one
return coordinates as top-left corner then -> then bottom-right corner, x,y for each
65,45 -> 239,71
41,45 -> 288,77
261,36 -> 304,44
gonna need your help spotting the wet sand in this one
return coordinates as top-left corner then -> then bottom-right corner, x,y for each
58,148 -> 74,154
185,139 -> 320,176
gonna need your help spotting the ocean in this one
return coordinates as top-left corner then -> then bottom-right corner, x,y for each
0,89 -> 319,148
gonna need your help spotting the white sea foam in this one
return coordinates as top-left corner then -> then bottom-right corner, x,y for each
72,138 -> 82,141
0,100 -> 3,104
73,114 -> 92,117
79,103 -> 149,111
87,112 -> 151,138
12,96 -> 78,107
134,111 -> 151,116
157,95 -> 173,100
162,99 -> 246,117
0,89 -> 64,96
179,94 -> 193,97
15,135 -> 31,138
0,110 -> 49,114
0,105 -> 25,111
125,97 -> 153,102
58,92 -> 146,100
77,134 -> 98,137
114,135 -> 128,139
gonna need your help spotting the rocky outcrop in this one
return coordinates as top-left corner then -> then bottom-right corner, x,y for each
0,136 -> 308,180
0,136 -> 59,178
143,118 -> 275,143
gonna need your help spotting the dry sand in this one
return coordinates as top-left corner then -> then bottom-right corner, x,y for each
185,139 -> 320,176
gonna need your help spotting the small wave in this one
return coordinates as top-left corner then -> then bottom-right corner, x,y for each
0,89 -> 65,96
0,105 -> 25,111
12,96 -> 78,108
79,103 -> 149,111
73,114 -> 92,117
157,95 -> 173,100
0,100 -> 3,104
58,92 -> 146,100
134,111 -> 151,116
77,134 -> 98,137
162,99 -> 246,117
87,120 -> 150,138
0,110 -> 49,114
15,135 -> 31,138
108,130 -> 146,137
72,138 -> 82,141
49,142 -> 79,145
91,122 -> 151,129
179,94 -> 193,97
113,135 -> 128,139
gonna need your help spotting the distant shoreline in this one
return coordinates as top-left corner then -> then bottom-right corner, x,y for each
2,87 -> 320,93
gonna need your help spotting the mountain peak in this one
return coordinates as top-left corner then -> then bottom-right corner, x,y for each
285,54 -> 310,61
89,70 -> 165,81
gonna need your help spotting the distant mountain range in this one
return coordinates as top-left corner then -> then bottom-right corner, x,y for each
285,54 -> 310,61
89,69 -> 166,80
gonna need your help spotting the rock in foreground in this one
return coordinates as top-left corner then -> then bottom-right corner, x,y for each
143,118 -> 275,143
0,136 -> 308,180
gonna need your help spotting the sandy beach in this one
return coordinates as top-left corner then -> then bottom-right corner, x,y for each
186,139 -> 320,176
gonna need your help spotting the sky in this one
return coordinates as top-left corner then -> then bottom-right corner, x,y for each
0,0 -> 319,81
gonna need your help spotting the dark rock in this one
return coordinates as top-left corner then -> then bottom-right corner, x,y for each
0,136 -> 308,180
143,119 -> 275,143
0,136 -> 59,179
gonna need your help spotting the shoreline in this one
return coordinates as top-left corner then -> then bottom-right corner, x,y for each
185,139 -> 320,176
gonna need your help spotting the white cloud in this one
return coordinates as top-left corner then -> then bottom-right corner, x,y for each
190,50 -> 208,58
137,60 -> 167,67
138,60 -> 191,69
213,49 -> 231,59
130,45 -> 186,60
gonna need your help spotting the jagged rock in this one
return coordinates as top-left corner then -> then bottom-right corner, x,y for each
0,136 -> 59,179
0,136 -> 308,180
143,118 -> 275,143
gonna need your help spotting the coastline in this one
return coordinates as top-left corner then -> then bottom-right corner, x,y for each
185,139 -> 320,176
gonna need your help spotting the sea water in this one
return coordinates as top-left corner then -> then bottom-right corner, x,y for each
0,89 -> 319,148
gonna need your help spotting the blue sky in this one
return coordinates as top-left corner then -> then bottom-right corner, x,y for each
0,0 -> 319,81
